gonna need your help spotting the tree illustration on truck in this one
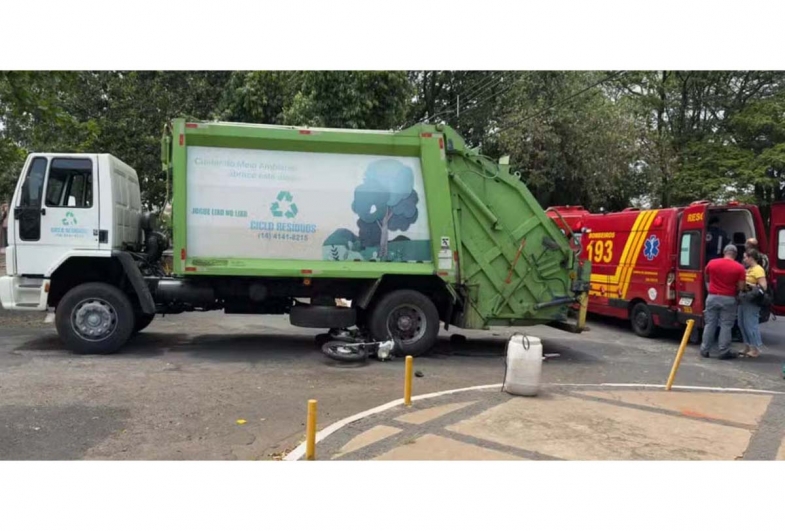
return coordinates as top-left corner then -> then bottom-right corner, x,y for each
353,159 -> 420,260
322,159 -> 431,263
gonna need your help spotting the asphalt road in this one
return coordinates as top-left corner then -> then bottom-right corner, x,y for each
1,310 -> 783,460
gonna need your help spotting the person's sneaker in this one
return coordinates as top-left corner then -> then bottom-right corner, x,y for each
718,351 -> 739,360
700,350 -> 710,358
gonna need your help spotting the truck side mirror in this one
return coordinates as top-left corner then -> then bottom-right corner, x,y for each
68,196 -> 77,207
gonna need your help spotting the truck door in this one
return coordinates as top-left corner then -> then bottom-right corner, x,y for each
675,204 -> 707,321
770,202 -> 785,315
14,155 -> 100,276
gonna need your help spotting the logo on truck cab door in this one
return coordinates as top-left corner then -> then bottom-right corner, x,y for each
51,210 -> 89,239
62,211 -> 78,226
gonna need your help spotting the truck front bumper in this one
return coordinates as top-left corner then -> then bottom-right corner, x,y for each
0,276 -> 49,311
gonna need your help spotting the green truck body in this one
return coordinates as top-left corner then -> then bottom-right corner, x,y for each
0,117 -> 589,357
164,118 -> 589,332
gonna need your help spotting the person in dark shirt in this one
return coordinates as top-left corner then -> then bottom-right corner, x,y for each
705,217 -> 728,262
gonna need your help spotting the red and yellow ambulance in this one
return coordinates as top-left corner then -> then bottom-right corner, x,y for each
547,201 -> 785,338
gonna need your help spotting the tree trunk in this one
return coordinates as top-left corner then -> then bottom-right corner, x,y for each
657,70 -> 671,208
378,208 -> 393,260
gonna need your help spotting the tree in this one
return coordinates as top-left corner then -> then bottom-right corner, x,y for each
677,90 -> 785,219
0,72 -> 88,200
406,71 -> 520,157
352,160 -> 419,259
65,71 -> 231,209
218,71 -> 295,124
494,71 -> 645,211
283,71 -> 411,130
612,70 -> 785,208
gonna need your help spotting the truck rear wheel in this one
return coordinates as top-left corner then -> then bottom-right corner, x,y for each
55,282 -> 135,354
630,302 -> 656,338
369,290 -> 439,357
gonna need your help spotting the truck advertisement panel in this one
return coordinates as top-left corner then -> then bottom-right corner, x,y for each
186,146 -> 432,263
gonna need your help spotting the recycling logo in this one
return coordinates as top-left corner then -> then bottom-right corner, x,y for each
62,211 -> 78,226
643,234 -> 660,261
270,191 -> 298,219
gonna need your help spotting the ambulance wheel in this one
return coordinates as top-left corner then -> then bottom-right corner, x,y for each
688,325 -> 702,344
55,282 -> 135,354
630,302 -> 656,338
369,290 -> 439,357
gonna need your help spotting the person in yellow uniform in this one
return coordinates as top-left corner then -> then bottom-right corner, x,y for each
738,249 -> 767,358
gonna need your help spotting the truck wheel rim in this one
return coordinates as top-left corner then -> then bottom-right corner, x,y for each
72,299 -> 118,342
388,304 -> 426,345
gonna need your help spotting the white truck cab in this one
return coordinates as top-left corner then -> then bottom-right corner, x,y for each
1,153 -> 144,313
0,153 -> 154,351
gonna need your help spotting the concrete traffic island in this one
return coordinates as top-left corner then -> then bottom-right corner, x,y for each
286,385 -> 785,461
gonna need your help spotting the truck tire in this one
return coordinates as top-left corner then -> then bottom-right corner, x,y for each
369,290 -> 439,357
55,282 -> 135,354
630,302 -> 656,338
134,312 -> 155,334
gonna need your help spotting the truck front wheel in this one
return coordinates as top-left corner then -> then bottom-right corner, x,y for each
369,290 -> 439,357
55,282 -> 135,354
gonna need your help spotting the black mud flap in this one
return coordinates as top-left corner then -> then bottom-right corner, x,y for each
112,250 -> 156,315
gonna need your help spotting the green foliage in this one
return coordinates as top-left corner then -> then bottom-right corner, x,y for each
218,71 -> 294,124
613,71 -> 785,211
0,72 -> 87,200
217,71 -> 411,131
406,71 -> 520,156
496,72 -> 645,211
2,70 -> 784,219
283,71 -> 411,130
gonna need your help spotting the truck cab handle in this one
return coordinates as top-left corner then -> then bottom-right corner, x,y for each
41,208 -> 46,216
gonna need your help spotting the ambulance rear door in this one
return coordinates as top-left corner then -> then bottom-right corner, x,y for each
675,203 -> 708,321
769,202 -> 785,315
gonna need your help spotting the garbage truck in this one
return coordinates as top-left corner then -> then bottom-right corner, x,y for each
1,118 -> 590,355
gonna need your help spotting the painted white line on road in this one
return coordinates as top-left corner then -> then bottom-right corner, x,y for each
283,383 -> 502,461
556,383 -> 785,395
283,381 -> 785,461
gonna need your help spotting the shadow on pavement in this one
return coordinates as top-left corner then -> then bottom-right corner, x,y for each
8,327 -> 605,367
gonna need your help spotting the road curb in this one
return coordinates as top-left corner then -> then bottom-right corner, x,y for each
283,383 -> 502,461
283,382 -> 785,461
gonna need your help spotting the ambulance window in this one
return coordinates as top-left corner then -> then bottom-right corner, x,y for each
778,228 -> 785,267
679,231 -> 701,270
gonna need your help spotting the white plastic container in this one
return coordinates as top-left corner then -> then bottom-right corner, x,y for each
503,334 -> 542,397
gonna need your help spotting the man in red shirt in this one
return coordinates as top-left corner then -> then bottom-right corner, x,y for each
700,244 -> 747,359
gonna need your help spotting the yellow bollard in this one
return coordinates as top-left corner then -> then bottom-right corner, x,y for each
404,356 -> 413,406
666,319 -> 695,391
577,292 -> 589,331
305,399 -> 317,460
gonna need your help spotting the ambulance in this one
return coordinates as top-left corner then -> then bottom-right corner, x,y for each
547,201 -> 785,339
